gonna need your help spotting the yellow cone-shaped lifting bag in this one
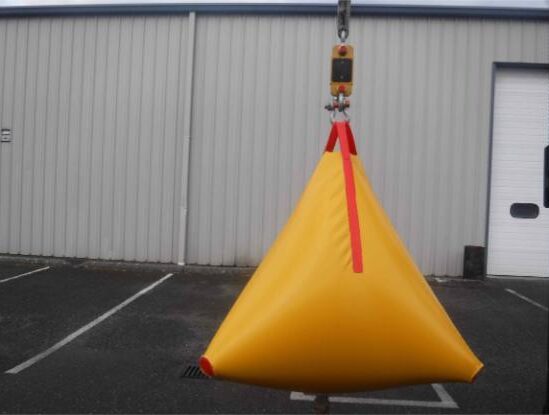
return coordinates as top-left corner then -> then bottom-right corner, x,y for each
200,122 -> 483,393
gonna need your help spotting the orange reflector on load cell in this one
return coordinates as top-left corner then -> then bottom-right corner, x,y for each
200,122 -> 483,393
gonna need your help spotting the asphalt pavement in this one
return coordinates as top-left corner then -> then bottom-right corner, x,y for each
0,259 -> 547,413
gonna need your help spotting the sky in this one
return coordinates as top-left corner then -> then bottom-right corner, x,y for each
0,0 -> 548,8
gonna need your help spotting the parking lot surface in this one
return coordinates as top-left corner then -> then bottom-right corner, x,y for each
0,259 -> 547,414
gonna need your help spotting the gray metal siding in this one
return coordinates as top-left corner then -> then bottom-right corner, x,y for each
0,16 -> 191,262
1,14 -> 547,275
187,16 -> 549,275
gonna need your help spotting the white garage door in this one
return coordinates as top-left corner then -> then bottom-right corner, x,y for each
487,67 -> 549,277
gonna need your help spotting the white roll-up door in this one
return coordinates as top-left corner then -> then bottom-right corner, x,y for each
487,67 -> 549,277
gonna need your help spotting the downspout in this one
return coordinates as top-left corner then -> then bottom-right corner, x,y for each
177,11 -> 196,265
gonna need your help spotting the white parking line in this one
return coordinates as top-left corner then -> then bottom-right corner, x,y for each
0,266 -> 51,284
5,272 -> 175,374
505,288 -> 548,312
290,383 -> 458,409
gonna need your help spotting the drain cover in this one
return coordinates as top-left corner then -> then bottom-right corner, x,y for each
180,365 -> 208,379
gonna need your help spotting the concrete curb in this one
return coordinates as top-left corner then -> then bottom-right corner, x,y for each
75,259 -> 184,273
0,254 -> 256,276
182,264 -> 256,277
0,255 -> 478,281
0,254 -> 71,267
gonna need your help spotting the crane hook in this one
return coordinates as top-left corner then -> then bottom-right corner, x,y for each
336,0 -> 351,43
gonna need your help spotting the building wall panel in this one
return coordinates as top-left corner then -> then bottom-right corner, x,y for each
187,16 -> 549,275
0,13 -> 547,275
0,15 -> 191,262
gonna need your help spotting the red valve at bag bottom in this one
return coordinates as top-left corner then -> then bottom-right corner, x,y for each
199,356 -> 214,377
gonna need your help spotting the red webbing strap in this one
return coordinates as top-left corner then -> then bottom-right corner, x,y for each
324,121 -> 363,273
324,123 -> 338,152
345,122 -> 358,155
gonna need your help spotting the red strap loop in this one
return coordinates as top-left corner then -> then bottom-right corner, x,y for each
324,122 -> 363,273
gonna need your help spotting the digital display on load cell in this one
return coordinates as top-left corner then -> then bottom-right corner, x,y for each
331,58 -> 353,83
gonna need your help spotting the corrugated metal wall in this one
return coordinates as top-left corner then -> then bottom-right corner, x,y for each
0,13 -> 547,274
187,16 -> 549,275
0,15 -> 192,262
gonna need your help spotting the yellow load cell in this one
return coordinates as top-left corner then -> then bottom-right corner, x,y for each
200,122 -> 483,393
330,44 -> 354,97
